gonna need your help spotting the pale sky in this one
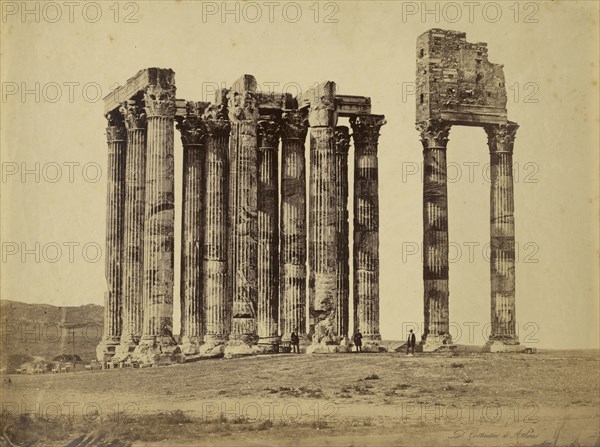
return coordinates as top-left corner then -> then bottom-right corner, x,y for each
1,1 -> 598,349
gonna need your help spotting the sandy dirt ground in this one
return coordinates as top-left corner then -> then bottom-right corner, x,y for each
1,349 -> 598,446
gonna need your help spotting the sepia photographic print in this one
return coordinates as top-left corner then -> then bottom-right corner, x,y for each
1,1 -> 599,446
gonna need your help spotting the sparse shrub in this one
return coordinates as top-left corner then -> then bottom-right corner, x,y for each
450,363 -> 464,368
364,373 -> 380,380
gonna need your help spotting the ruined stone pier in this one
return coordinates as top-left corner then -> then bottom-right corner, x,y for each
99,68 -> 385,363
415,29 -> 522,352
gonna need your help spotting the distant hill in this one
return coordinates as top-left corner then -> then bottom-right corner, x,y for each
1,300 -> 104,366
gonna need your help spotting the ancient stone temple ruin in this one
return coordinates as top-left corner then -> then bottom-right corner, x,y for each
416,29 -> 521,352
96,69 -> 386,362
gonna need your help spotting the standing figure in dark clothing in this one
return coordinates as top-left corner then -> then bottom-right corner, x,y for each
406,329 -> 416,355
353,329 -> 363,352
290,331 -> 300,354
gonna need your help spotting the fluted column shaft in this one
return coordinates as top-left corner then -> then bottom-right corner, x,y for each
257,118 -> 281,351
280,110 -> 308,344
333,127 -> 350,339
203,118 -> 231,348
227,102 -> 260,349
487,122 -> 519,341
101,111 -> 126,351
350,115 -> 386,342
417,119 -> 452,346
309,126 -> 339,344
176,105 -> 207,354
120,100 -> 147,346
140,85 -> 177,346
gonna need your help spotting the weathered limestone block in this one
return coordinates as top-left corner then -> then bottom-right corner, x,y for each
350,114 -> 386,352
280,109 -> 309,351
115,97 -> 147,361
97,110 -> 126,361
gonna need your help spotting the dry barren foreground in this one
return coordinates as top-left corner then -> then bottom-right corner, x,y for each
1,350 -> 598,447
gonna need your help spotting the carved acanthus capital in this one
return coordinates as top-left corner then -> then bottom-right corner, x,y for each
144,84 -> 177,118
120,99 -> 147,130
281,109 -> 308,141
485,122 -> 519,154
175,102 -> 208,147
350,114 -> 386,149
203,103 -> 229,121
204,119 -> 231,138
257,119 -> 281,149
105,109 -> 126,143
227,91 -> 259,123
334,126 -> 351,155
416,119 -> 451,150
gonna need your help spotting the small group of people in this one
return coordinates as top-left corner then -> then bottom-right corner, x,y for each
352,329 -> 418,354
289,329 -> 419,354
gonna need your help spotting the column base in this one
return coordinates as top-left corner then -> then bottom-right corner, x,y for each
96,338 -> 120,361
199,337 -> 227,358
256,336 -> 280,354
306,337 -> 352,354
224,340 -> 258,358
113,338 -> 139,362
421,334 -> 455,352
179,336 -> 203,356
358,336 -> 384,353
483,338 -> 523,353
131,336 -> 183,365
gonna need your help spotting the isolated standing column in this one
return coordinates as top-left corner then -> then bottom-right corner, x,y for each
486,122 -> 520,350
116,98 -> 147,358
256,116 -> 281,352
280,110 -> 308,349
201,112 -> 231,356
417,119 -> 452,351
176,103 -> 207,355
96,110 -> 126,361
350,114 -> 386,350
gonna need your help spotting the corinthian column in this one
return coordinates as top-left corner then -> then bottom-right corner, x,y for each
306,83 -> 346,352
225,92 -> 260,357
200,106 -> 231,357
333,126 -> 351,342
280,110 -> 308,351
97,110 -> 126,362
134,80 -> 180,362
484,122 -> 521,352
115,98 -> 146,360
256,116 -> 281,353
176,102 -> 208,356
350,114 -> 386,351
417,119 -> 453,352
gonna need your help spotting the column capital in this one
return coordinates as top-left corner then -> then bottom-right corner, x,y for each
227,91 -> 259,123
350,114 -> 386,148
120,98 -> 147,130
105,109 -> 126,143
176,102 -> 209,147
281,109 -> 308,141
416,119 -> 451,150
204,118 -> 231,138
203,103 -> 229,121
485,121 -> 519,154
257,118 -> 281,149
334,126 -> 351,154
144,84 -> 177,119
